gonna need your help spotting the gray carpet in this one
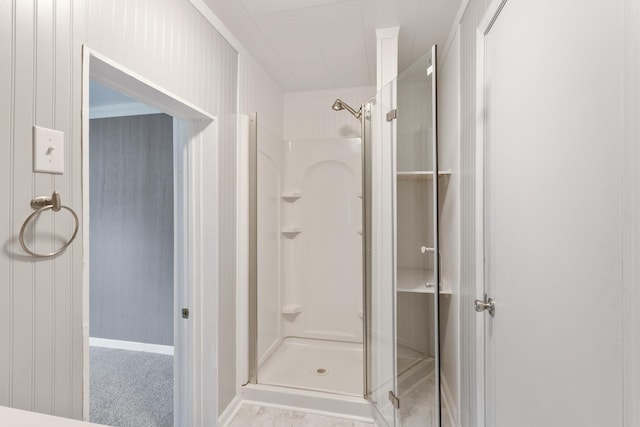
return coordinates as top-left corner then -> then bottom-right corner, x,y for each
90,346 -> 174,427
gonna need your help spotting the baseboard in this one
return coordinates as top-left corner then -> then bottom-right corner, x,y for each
441,373 -> 460,427
218,394 -> 243,427
89,337 -> 174,355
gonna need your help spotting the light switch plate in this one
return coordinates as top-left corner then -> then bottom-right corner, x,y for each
33,126 -> 64,174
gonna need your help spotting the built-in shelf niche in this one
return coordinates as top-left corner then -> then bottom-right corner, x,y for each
397,267 -> 451,294
396,170 -> 451,295
396,170 -> 452,181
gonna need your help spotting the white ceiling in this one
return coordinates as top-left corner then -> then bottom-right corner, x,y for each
203,0 -> 462,92
89,81 -> 136,107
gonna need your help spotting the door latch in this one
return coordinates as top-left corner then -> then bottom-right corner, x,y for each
474,295 -> 495,316
182,308 -> 189,319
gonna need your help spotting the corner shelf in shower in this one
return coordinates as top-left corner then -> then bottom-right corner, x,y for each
281,304 -> 303,315
281,226 -> 303,237
397,170 -> 452,181
281,191 -> 302,201
397,267 -> 451,294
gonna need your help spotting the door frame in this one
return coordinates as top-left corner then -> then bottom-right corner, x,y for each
474,1 -> 509,426
81,46 -> 218,425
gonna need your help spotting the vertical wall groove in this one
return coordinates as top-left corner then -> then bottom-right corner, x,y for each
50,0 -> 57,414
30,0 -> 37,412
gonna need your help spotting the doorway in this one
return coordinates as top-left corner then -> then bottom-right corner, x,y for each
82,48 -> 219,426
88,81 -> 175,426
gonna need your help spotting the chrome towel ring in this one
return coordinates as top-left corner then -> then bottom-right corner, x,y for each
19,191 -> 79,258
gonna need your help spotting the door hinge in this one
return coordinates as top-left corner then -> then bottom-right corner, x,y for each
182,308 -> 190,319
388,390 -> 400,409
386,109 -> 397,122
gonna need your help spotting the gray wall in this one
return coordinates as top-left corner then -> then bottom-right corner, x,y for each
89,114 -> 174,346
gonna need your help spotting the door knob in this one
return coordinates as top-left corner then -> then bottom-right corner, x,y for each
474,297 -> 495,316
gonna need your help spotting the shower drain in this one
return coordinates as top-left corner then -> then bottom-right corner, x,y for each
315,368 -> 328,376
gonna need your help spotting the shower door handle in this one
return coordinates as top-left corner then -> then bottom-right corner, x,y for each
474,296 -> 495,316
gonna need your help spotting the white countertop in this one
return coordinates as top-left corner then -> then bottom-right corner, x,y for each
0,406 -> 105,426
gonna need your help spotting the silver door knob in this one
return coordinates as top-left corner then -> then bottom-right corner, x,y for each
474,297 -> 495,316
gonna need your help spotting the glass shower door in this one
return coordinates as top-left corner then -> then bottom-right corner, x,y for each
395,45 -> 442,427
367,79 -> 398,426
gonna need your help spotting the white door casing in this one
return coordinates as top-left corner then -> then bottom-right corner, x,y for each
82,47 -> 219,426
476,0 -> 624,426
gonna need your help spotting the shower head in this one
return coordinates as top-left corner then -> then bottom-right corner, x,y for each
331,99 -> 362,120
331,99 -> 344,111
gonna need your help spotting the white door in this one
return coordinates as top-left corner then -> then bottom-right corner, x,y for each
478,0 -> 623,426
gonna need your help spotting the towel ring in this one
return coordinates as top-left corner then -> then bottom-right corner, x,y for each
19,191 -> 79,258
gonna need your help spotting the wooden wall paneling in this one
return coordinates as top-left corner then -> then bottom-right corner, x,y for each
33,0 -> 55,414
0,0 -> 242,418
0,0 -> 14,407
53,0 -> 75,417
11,0 -> 36,411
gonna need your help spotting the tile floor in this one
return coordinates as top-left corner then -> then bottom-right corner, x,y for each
227,404 -> 374,427
397,358 -> 452,427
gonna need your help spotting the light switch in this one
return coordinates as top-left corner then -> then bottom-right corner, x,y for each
33,126 -> 64,174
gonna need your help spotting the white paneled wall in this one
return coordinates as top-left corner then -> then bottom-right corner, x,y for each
456,1 -> 492,426
238,56 -> 284,139
284,86 -> 374,141
0,0 -> 238,420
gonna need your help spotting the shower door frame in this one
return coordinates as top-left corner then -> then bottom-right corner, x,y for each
81,47 -> 219,426
247,111 -> 372,395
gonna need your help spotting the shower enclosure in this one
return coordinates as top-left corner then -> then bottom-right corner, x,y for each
247,46 -> 447,427
249,108 -> 367,397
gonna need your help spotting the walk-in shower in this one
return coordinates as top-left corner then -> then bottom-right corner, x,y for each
246,46 -> 446,427
248,98 -> 370,399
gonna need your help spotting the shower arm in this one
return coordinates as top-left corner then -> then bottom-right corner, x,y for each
342,103 -> 362,120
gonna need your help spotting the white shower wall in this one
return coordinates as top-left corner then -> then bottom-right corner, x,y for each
257,128 -> 283,363
273,87 -> 373,347
281,139 -> 363,343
